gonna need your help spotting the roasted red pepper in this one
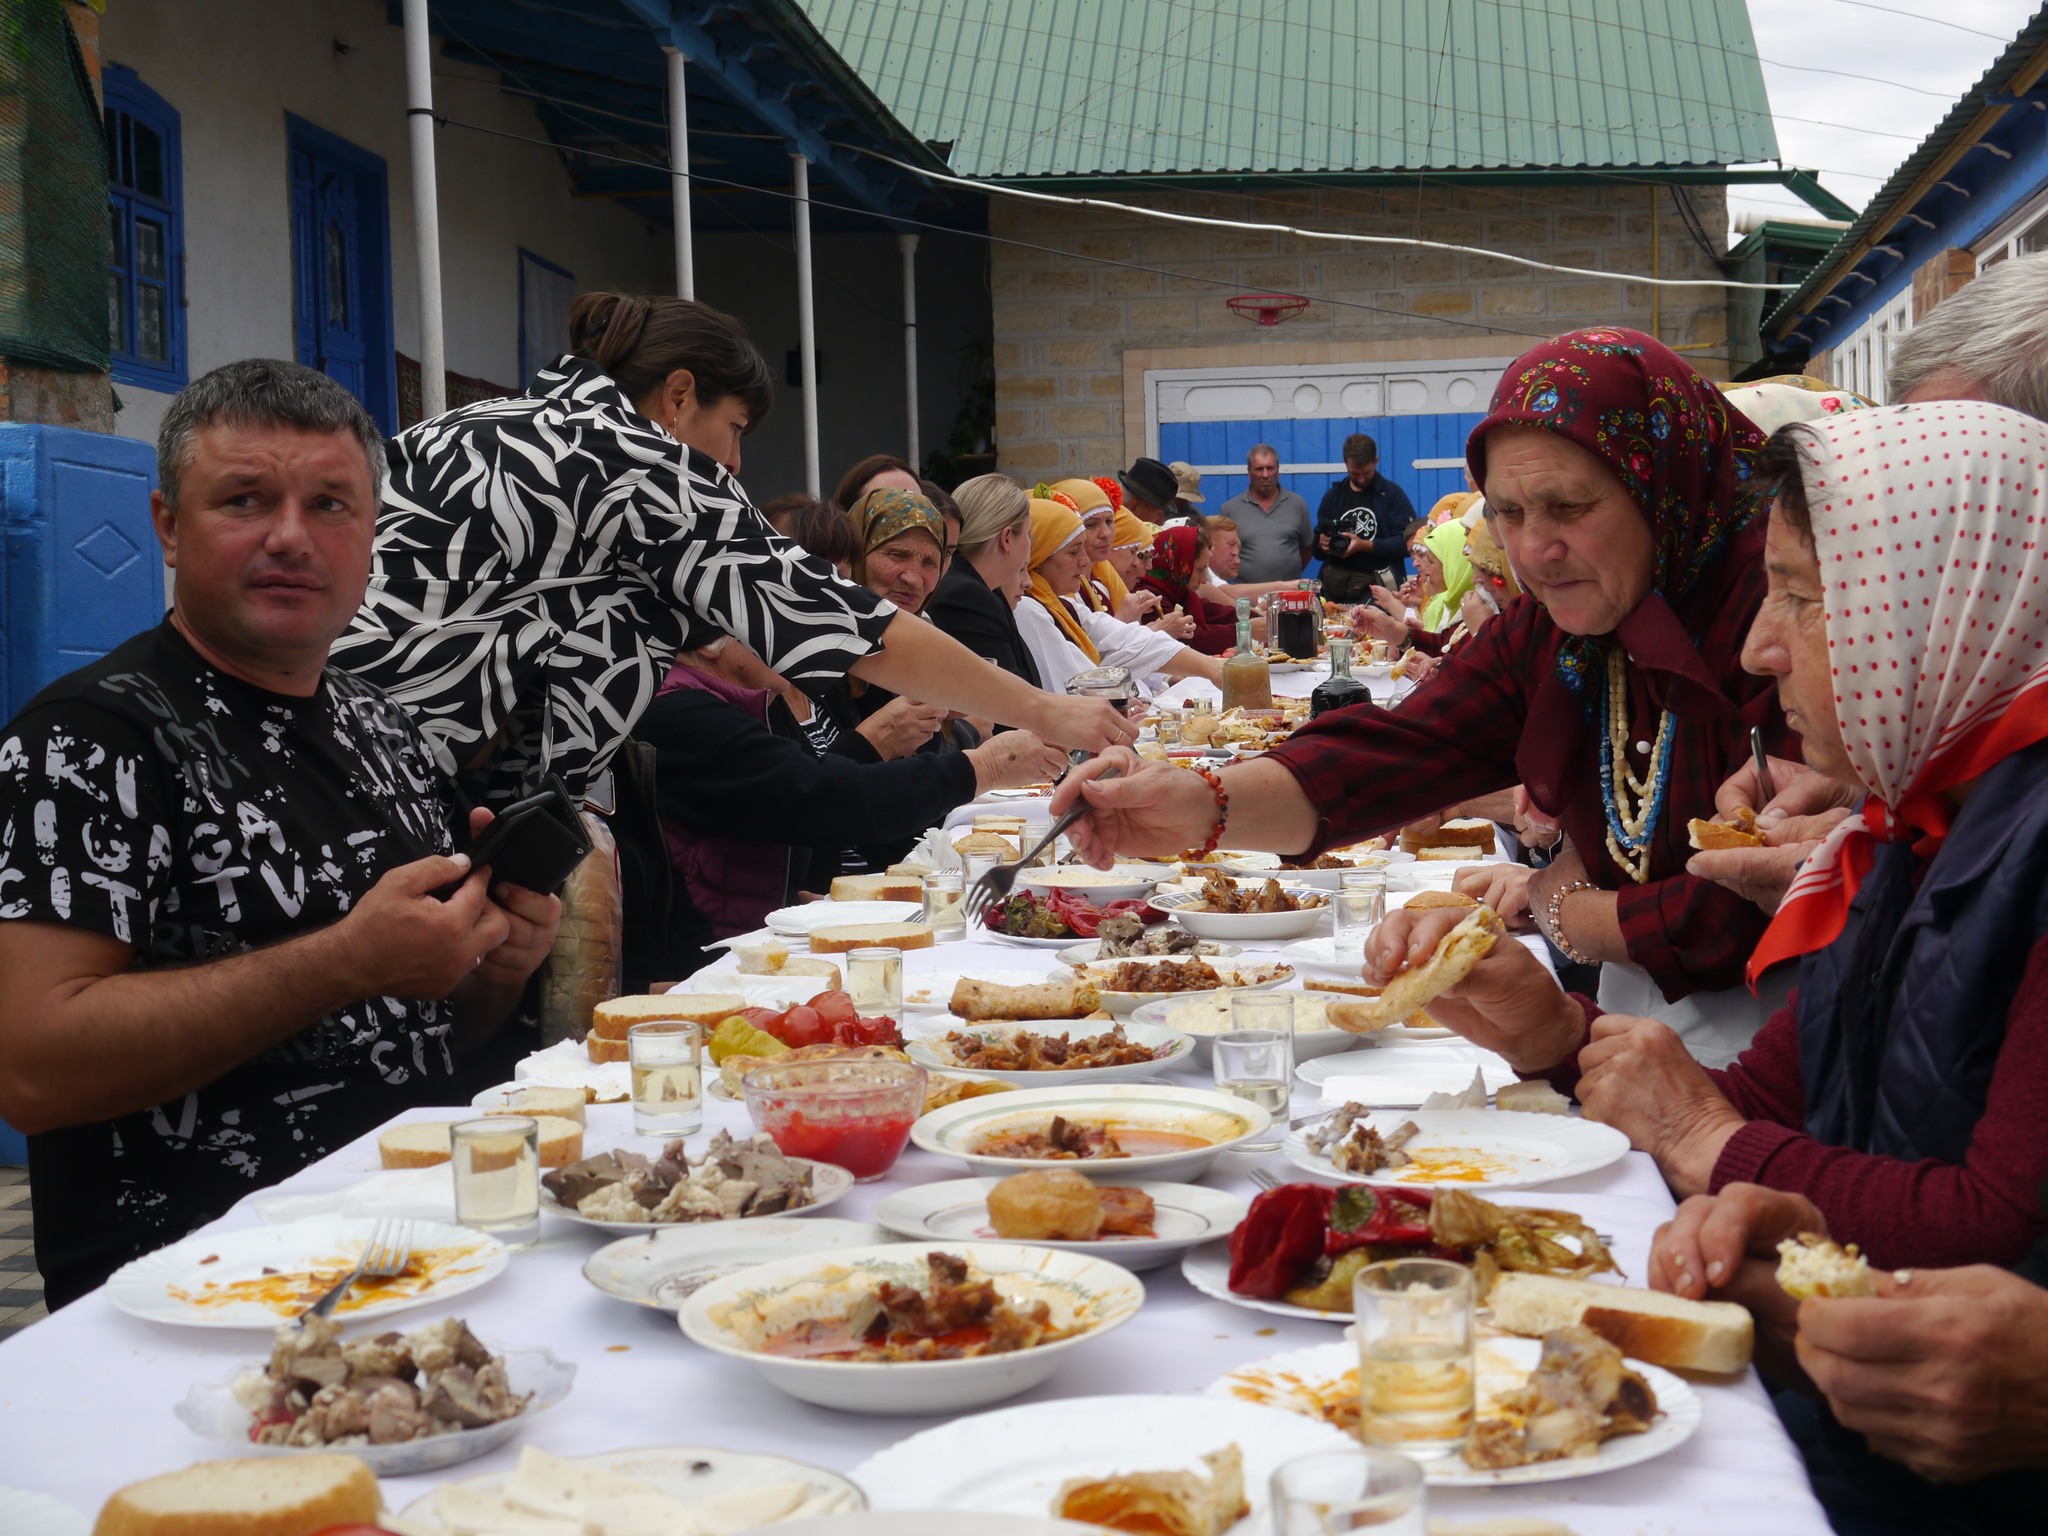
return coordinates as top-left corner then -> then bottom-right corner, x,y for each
1227,1182 -> 1438,1298
1326,1184 -> 1435,1251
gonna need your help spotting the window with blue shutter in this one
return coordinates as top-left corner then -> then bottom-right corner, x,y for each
102,64 -> 186,391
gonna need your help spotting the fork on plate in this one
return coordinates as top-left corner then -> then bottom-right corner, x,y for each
960,767 -> 1121,926
298,1218 -> 413,1324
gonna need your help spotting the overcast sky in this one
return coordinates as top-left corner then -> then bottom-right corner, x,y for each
1732,0 -> 2044,232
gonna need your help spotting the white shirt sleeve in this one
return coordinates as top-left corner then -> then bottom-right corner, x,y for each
1015,597 -> 1090,696
1070,600 -> 1185,679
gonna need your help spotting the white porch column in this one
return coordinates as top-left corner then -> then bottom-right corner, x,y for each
400,0 -> 447,420
791,152 -> 820,497
664,47 -> 694,300
898,232 -> 920,468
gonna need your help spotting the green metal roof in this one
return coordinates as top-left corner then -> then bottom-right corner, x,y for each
798,0 -> 1779,181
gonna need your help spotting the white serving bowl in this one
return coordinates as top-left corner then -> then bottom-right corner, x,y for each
1150,883 -> 1329,941
678,1242 -> 1144,1414
1013,866 -> 1162,905
910,1082 -> 1271,1183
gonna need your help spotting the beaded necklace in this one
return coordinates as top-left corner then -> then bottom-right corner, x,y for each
1598,648 -> 1674,884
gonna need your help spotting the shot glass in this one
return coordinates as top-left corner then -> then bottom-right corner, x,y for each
846,946 -> 905,1015
451,1115 -> 539,1251
627,1020 -> 703,1138
1269,1447 -> 1426,1535
922,872 -> 965,943
1212,1028 -> 1291,1139
1154,717 -> 1182,749
963,849 -> 1003,893
1332,870 -> 1388,968
1354,1257 -> 1476,1459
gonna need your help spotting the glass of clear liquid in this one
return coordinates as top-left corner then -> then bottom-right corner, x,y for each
846,946 -> 905,1014
1215,991 -> 1294,1146
1332,870 -> 1388,968
451,1116 -> 539,1251
627,1020 -> 703,1138
1269,1448 -> 1426,1535
922,872 -> 965,942
1354,1257 -> 1476,1459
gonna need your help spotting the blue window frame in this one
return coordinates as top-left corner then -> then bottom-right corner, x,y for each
103,64 -> 186,390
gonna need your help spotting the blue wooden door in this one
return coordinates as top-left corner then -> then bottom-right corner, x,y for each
286,118 -> 394,432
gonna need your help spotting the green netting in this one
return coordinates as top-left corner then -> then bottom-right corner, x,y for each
0,3 -> 108,372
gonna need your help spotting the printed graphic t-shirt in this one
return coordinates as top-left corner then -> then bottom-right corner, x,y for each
0,620 -> 462,1304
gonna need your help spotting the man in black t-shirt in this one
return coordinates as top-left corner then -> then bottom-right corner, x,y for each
1313,433 -> 1417,602
0,361 -> 562,1305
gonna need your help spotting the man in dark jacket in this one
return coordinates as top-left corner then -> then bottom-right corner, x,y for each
1313,433 -> 1416,602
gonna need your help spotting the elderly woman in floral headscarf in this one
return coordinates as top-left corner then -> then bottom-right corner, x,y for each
1055,327 -> 1796,1066
1134,524 -> 1238,654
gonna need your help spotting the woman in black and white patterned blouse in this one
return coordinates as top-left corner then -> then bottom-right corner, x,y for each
334,293 -> 1131,803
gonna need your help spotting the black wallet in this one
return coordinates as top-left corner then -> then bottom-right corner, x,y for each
460,774 -> 594,895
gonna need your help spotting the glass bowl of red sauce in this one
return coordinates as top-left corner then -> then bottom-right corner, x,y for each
743,1059 -> 927,1182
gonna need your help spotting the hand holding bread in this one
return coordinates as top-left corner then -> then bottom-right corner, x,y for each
1364,902 -> 1587,1074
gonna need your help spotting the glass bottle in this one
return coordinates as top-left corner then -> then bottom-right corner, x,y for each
1221,603 -> 1274,710
1311,636 -> 1372,718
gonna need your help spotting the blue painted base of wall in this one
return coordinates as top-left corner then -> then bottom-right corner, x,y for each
0,1124 -> 23,1167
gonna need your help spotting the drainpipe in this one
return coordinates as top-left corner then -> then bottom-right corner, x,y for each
899,232 -> 920,469
401,0 -> 446,420
792,153 -> 820,496
665,47 -> 694,300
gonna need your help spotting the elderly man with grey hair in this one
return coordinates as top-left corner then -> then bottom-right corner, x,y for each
0,358 -> 562,1308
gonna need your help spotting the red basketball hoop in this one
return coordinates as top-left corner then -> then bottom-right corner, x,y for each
1226,292 -> 1310,326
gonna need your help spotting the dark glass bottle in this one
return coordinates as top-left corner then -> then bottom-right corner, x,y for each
1311,636 -> 1372,718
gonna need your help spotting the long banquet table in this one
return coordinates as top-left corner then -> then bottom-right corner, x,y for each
0,896 -> 1831,1533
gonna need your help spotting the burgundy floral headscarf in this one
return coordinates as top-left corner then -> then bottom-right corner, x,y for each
1147,525 -> 1202,593
1466,327 -> 1770,695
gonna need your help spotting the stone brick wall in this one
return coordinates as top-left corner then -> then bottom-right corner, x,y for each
989,181 -> 1731,482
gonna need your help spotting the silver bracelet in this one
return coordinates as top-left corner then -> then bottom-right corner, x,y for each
1542,879 -> 1598,966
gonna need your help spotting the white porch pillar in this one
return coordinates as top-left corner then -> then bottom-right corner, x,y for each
791,152 -> 820,496
898,232 -> 920,468
400,0 -> 447,420
664,47 -> 694,300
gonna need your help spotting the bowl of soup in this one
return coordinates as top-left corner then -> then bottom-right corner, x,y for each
909,1083 -> 1271,1184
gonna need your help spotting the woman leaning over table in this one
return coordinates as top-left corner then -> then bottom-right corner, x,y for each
1015,497 -> 1224,697
1054,327 -> 1796,1066
332,292 -> 1130,806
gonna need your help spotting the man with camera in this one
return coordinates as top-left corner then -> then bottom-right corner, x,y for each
0,361 -> 562,1306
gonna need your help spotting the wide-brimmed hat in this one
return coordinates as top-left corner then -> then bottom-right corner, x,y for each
1118,456 -> 1180,509
1168,460 -> 1204,502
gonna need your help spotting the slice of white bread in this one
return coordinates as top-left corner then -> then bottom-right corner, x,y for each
1415,844 -> 1487,862
378,1121 -> 454,1169
586,1034 -> 628,1064
93,1453 -> 380,1536
1486,1272 -> 1754,1373
733,940 -> 792,974
483,1085 -> 587,1126
808,922 -> 936,956
1494,1079 -> 1571,1115
830,874 -> 924,904
1776,1234 -> 1875,1299
1401,817 -> 1498,854
776,957 -> 843,988
591,993 -> 746,1041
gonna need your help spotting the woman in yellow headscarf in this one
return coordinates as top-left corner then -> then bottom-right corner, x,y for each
1049,477 -> 1161,622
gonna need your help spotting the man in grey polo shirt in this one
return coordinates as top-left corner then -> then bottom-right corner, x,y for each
1215,443 -> 1315,582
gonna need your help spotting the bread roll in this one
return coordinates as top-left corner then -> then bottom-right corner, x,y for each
987,1168 -> 1104,1240
93,1453 -> 379,1536
591,993 -> 745,1041
1486,1273 -> 1754,1373
378,1122 -> 453,1169
808,922 -> 935,955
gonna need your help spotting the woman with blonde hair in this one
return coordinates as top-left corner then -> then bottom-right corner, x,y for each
926,473 -> 1041,685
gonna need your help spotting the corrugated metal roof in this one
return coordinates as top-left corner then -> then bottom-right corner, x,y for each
798,0 -> 1778,180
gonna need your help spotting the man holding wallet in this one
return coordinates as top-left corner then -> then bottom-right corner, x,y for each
0,360 -> 562,1307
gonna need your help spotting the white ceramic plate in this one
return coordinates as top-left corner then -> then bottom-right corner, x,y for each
872,1179 -> 1246,1272
1282,1109 -> 1631,1191
1207,1338 -> 1702,1486
399,1446 -> 865,1529
540,1157 -> 855,1233
0,1489 -> 88,1536
581,1218 -> 899,1310
1151,884 -> 1329,941
765,900 -> 922,938
1071,956 -> 1295,1018
853,1394 -> 1354,1529
906,1021 -> 1194,1087
106,1218 -> 507,1329
514,1037 -> 629,1102
1296,1053 -> 1519,1108
911,1082 -> 1271,1184
1176,849 -> 1280,872
1055,937 -> 1241,966
176,1346 -> 574,1475
679,1242 -> 1145,1415
1130,994 -> 1373,1066
779,1516 -> 1098,1536
252,1167 -> 457,1227
1014,866 -> 1163,904
1180,1238 -> 1353,1322
899,967 -> 1049,1012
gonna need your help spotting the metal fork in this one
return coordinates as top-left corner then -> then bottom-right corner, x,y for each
961,767 -> 1122,926
299,1218 -> 413,1324
1248,1168 -> 1281,1191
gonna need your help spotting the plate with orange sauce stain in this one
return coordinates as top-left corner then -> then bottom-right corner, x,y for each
1281,1110 -> 1629,1192
106,1217 -> 508,1328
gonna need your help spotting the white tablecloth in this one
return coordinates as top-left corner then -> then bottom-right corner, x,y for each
0,922 -> 1828,1533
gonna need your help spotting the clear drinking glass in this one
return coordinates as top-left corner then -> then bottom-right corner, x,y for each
846,946 -> 905,1014
922,872 -> 965,943
627,1020 -> 703,1138
1154,717 -> 1182,748
1332,870 -> 1388,967
1269,1447 -> 1426,1535
1213,1028 -> 1291,1135
963,848 -> 1002,892
1354,1257 -> 1477,1459
451,1115 -> 539,1251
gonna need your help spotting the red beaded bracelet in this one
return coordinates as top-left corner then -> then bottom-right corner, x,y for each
1188,764 -> 1229,855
